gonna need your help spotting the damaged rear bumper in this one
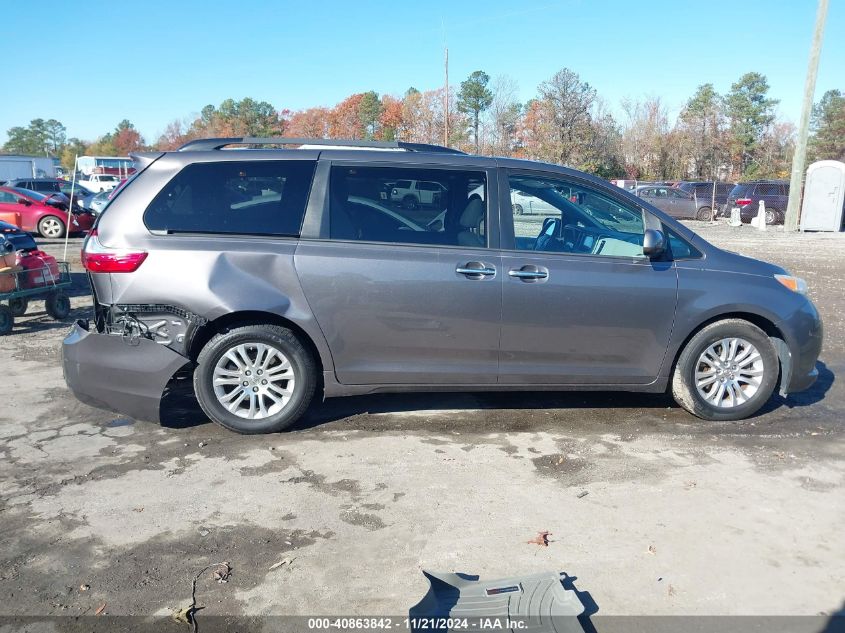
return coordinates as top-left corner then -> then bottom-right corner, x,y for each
62,320 -> 190,422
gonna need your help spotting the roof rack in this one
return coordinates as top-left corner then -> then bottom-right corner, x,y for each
176,137 -> 466,155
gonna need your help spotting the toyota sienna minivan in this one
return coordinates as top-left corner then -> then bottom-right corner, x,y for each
62,137 -> 822,434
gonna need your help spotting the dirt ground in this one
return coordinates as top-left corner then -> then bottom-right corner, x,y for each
1,225 -> 843,628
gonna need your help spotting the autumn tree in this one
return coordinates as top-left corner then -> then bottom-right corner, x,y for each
535,68 -> 596,166
725,72 -> 778,176
329,93 -> 365,139
286,107 -> 331,138
487,75 -> 521,156
457,71 -> 493,153
808,89 -> 845,162
113,120 -> 145,155
379,95 -> 404,141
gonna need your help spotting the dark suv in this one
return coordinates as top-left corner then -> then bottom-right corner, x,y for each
62,137 -> 822,434
675,181 -> 735,212
722,180 -> 789,224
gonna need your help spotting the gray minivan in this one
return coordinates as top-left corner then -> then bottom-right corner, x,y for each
62,138 -> 822,434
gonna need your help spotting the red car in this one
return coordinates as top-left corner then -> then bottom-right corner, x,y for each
0,186 -> 95,238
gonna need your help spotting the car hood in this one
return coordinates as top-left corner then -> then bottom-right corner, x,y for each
695,244 -> 787,277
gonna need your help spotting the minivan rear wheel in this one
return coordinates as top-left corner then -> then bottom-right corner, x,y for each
671,319 -> 779,421
194,324 -> 316,434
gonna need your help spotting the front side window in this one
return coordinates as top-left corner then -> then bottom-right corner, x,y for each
144,160 -> 315,236
508,173 -> 645,258
329,166 -> 487,247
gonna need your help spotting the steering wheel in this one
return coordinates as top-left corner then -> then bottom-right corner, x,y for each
534,217 -> 560,251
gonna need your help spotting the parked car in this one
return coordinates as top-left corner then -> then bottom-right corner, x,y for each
675,181 -> 735,213
62,137 -> 822,434
511,188 -> 559,215
79,173 -> 120,192
635,185 -> 711,220
721,180 -> 789,224
389,179 -> 445,209
3,177 -> 95,210
0,186 -> 94,238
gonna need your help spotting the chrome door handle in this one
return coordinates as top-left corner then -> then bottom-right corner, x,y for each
509,269 -> 548,280
456,262 -> 496,277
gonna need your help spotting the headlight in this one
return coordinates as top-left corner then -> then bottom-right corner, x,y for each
774,274 -> 808,295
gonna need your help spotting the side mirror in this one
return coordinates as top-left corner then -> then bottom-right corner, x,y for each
642,228 -> 666,257
17,198 -> 31,206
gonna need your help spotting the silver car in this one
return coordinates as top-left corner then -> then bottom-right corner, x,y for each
63,137 -> 822,434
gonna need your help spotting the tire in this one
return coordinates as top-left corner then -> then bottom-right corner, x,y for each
37,215 -> 66,239
672,319 -> 779,421
402,195 -> 418,210
513,203 -> 524,216
45,291 -> 71,320
193,324 -> 317,434
696,207 -> 712,221
765,209 -> 780,225
9,297 -> 28,317
0,305 -> 13,335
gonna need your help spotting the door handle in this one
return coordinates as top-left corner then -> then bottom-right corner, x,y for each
456,262 -> 496,278
508,266 -> 549,281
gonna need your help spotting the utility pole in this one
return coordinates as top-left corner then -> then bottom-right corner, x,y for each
785,0 -> 829,231
444,47 -> 449,147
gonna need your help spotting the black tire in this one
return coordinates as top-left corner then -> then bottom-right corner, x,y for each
9,297 -> 28,317
45,291 -> 71,320
513,203 -> 524,216
37,215 -> 66,239
696,207 -> 712,221
672,319 -> 779,421
0,305 -> 13,335
193,324 -> 317,434
402,195 -> 418,210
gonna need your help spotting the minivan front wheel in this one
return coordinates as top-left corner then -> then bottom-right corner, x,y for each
672,319 -> 779,421
194,324 -> 316,434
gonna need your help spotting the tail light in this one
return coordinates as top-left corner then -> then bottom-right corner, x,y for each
736,198 -> 752,207
81,229 -> 147,273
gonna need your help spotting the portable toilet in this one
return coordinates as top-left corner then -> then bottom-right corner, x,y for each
801,160 -> 845,231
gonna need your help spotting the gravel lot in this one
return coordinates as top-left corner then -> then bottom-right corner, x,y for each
1,225 -> 843,626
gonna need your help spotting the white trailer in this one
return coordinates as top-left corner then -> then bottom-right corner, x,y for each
0,155 -> 56,183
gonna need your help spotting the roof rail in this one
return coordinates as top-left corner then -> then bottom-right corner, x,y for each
176,137 -> 466,154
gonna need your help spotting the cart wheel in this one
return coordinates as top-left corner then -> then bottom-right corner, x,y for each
0,305 -> 13,335
9,297 -> 28,317
45,291 -> 71,320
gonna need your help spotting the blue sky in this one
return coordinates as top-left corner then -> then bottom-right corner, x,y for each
2,0 -> 842,145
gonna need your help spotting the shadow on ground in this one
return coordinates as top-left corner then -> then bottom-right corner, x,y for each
158,361 -> 835,435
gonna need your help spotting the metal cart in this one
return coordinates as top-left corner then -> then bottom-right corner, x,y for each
0,262 -> 72,334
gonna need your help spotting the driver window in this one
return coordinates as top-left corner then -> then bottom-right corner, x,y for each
508,173 -> 646,258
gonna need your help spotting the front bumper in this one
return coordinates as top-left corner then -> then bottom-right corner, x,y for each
62,320 -> 190,422
778,302 -> 823,396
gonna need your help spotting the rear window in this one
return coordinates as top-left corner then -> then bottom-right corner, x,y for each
144,161 -> 315,236
729,184 -> 753,198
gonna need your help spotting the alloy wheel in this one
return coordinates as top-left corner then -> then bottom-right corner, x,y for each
694,337 -> 765,408
212,343 -> 296,420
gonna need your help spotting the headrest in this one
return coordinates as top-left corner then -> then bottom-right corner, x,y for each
459,198 -> 484,228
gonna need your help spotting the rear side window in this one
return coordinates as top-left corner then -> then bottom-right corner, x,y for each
756,183 -> 782,197
144,161 -> 315,236
328,166 -> 487,247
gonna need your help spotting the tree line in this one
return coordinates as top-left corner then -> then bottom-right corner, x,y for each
4,67 -> 844,181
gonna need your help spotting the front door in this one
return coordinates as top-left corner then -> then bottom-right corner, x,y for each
499,171 -> 678,385
296,163 -> 501,385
